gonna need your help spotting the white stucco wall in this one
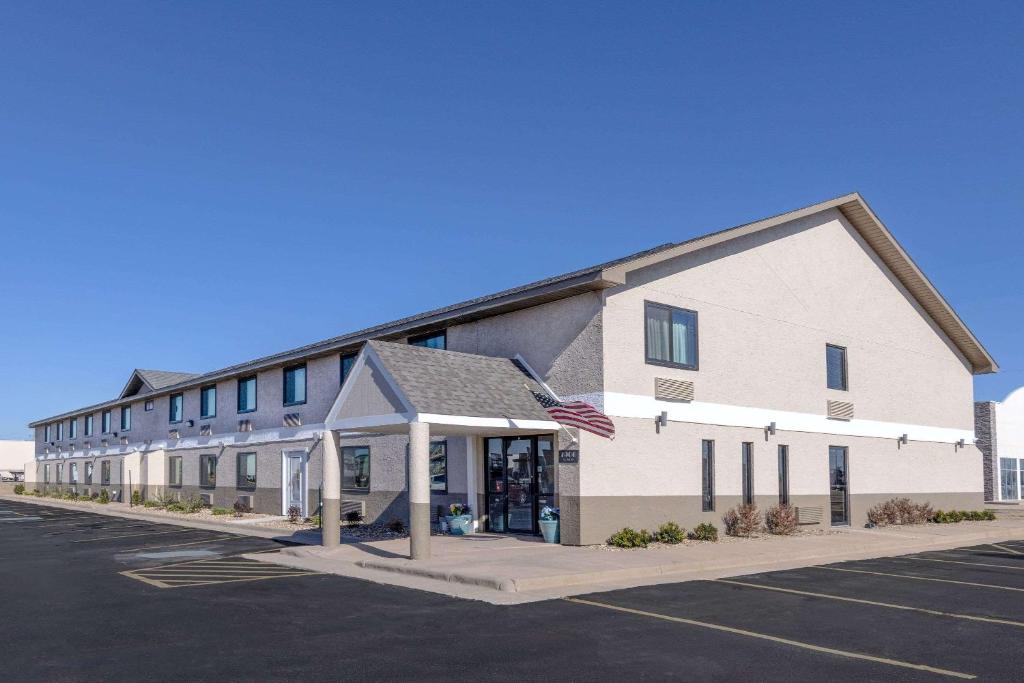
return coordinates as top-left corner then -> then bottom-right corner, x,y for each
996,387 -> 1024,460
0,440 -> 33,474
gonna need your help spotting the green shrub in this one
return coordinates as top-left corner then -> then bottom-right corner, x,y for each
655,521 -> 686,544
211,507 -> 232,516
306,514 -> 321,527
165,501 -> 186,512
78,493 -> 92,501
13,484 -> 25,495
607,527 -> 654,548
179,495 -> 205,513
32,489 -> 41,496
143,499 -> 161,508
131,491 -> 142,506
690,522 -> 719,542
765,504 -> 798,535
62,490 -> 77,500
97,489 -> 110,504
931,509 -> 995,523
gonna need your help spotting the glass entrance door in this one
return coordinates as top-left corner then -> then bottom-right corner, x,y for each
485,435 -> 554,535
1000,458 -> 1020,501
285,452 -> 305,516
829,446 -> 849,526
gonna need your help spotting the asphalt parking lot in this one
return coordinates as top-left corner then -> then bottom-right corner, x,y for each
3,499 -> 1024,681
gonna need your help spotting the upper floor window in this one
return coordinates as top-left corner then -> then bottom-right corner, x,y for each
342,446 -> 370,490
84,415 -> 93,437
69,418 -> 77,440
409,330 -> 446,350
101,410 -> 112,434
120,405 -> 132,432
283,364 -> 307,406
56,422 -> 63,441
44,424 -> 52,442
169,393 -> 183,423
826,344 -> 848,391
144,399 -> 154,411
340,352 -> 357,386
200,385 -> 217,419
645,302 -> 698,370
237,375 -> 257,413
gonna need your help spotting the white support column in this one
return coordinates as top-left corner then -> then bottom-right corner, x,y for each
409,421 -> 431,560
321,430 -> 341,548
465,436 -> 479,531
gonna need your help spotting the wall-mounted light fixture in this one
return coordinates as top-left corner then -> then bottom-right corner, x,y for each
186,419 -> 195,428
955,438 -> 966,450
898,434 -> 909,446
656,411 -> 668,428
765,422 -> 777,436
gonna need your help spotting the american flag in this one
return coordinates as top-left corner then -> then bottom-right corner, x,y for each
531,390 -> 615,439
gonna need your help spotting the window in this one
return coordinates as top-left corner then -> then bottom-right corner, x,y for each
200,385 -> 217,419
168,456 -> 183,487
430,441 -> 447,493
340,352 -> 357,386
408,330 -> 446,350
101,460 -> 110,485
645,302 -> 698,370
200,454 -> 217,488
70,463 -> 78,484
85,461 -> 93,485
778,445 -> 790,506
84,415 -> 93,437
169,393 -> 183,423
44,464 -> 51,483
741,442 -> 754,505
701,439 -> 715,512
44,424 -> 51,442
120,405 -> 131,432
69,418 -> 77,440
826,344 -> 848,390
283,364 -> 307,406
56,422 -> 63,441
101,410 -> 111,434
237,452 -> 256,489
342,446 -> 370,489
237,375 -> 257,413
144,399 -> 154,411
999,458 -> 1019,501
57,463 -> 63,484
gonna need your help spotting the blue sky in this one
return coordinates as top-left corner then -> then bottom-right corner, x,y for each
1,1 -> 1021,439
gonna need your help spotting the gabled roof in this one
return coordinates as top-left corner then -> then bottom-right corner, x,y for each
365,341 -> 552,421
29,192 -> 996,428
119,369 -> 200,399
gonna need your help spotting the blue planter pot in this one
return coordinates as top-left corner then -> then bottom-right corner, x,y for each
446,514 -> 474,535
539,519 -> 560,544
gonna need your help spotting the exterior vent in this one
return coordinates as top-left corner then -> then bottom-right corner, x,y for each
101,439 -> 108,448
199,493 -> 213,507
168,429 -> 180,440
83,441 -> 90,449
283,413 -> 302,427
655,377 -> 694,402
796,506 -> 823,525
199,424 -> 212,436
236,494 -> 253,511
341,500 -> 366,517
119,436 -> 128,445
827,400 -> 854,420
238,419 -> 253,432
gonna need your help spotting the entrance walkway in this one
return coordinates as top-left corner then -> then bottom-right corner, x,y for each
255,519 -> 1024,604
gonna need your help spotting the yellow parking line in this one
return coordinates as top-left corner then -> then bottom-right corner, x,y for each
73,529 -> 198,543
119,571 -> 169,588
815,566 -> 1024,592
564,597 -> 974,679
903,557 -> 1024,572
151,573 -> 319,588
716,579 -> 1024,629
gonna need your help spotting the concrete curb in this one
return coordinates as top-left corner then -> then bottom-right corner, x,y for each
0,494 -> 298,541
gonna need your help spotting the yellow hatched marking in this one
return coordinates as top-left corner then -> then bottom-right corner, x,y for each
564,597 -> 974,679
716,579 -> 1024,629
814,566 -> 1024,592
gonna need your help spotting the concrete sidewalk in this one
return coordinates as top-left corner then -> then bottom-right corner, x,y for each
252,519 -> 1024,604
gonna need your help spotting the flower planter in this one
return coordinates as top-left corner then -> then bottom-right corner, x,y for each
446,514 -> 474,535
539,518 -> 560,544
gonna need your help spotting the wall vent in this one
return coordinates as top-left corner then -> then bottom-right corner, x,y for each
101,440 -> 108,448
796,506 -> 824,525
655,377 -> 695,402
827,400 -> 854,420
341,500 -> 366,517
168,429 -> 180,440
119,436 -> 129,445
238,420 -> 253,432
283,413 -> 302,428
199,493 -> 213,507
199,424 -> 212,436
236,494 -> 253,511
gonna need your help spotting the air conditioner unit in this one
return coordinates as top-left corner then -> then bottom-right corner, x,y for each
236,494 -> 253,511
199,493 -> 213,507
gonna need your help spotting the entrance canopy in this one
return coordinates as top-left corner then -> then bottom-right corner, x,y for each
325,340 -> 561,436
